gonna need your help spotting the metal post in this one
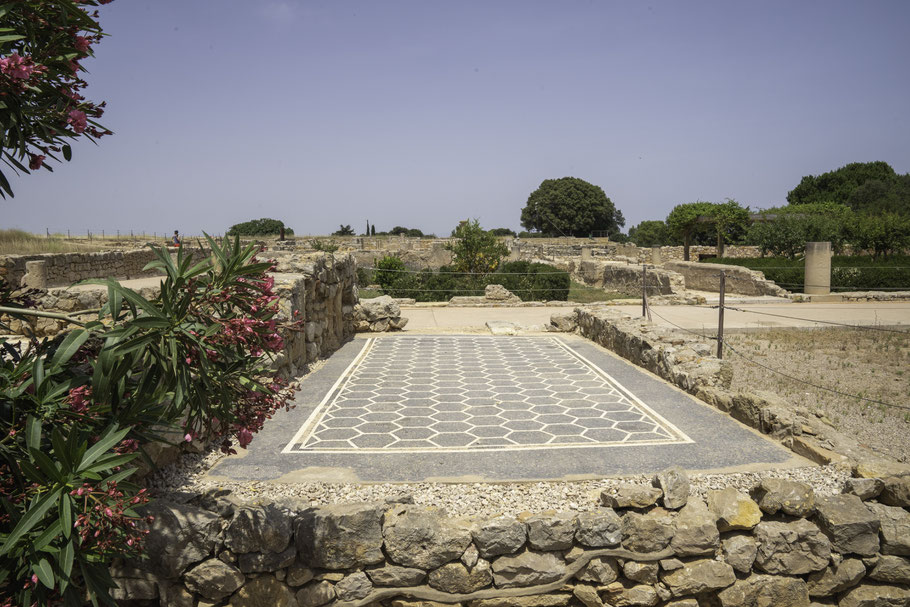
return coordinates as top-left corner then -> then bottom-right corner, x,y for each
67,229 -> 70,239
717,270 -> 726,359
46,228 -> 49,238
641,265 -> 648,318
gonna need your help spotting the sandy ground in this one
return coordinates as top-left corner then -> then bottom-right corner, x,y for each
723,327 -> 910,462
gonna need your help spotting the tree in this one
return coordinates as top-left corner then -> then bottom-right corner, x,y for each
709,199 -> 750,257
787,161 -> 898,208
746,203 -> 854,258
521,177 -> 624,237
850,213 -> 910,259
446,219 -> 509,274
847,173 -> 910,216
370,225 -> 376,236
0,1 -> 115,198
227,218 -> 293,237
665,201 -> 715,260
364,220 -> 370,236
628,220 -> 670,247
333,224 -> 355,236
490,228 -> 517,237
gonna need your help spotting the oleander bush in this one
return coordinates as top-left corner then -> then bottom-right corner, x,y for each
0,235 -> 298,605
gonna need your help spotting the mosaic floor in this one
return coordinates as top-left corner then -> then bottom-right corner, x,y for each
283,336 -> 691,453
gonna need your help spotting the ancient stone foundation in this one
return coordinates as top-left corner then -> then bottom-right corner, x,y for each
0,249 -> 165,287
115,467 -> 910,606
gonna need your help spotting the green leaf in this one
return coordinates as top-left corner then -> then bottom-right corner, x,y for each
34,557 -> 55,589
83,452 -> 136,473
60,539 -> 74,592
32,517 -> 62,551
25,415 -> 41,452
62,144 -> 72,161
60,494 -> 72,539
29,448 -> 64,483
49,329 -> 89,369
0,34 -> 24,43
0,167 -> 14,198
76,425 -> 130,473
0,487 -> 63,556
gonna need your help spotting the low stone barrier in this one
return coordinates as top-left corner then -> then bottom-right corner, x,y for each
115,467 -> 910,606
0,248 -> 165,287
567,260 -> 684,297
353,295 -> 409,332
663,261 -> 787,297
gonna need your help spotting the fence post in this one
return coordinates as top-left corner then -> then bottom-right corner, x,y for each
641,265 -> 648,318
717,270 -> 726,359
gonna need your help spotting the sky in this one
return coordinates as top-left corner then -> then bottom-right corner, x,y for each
5,0 -> 910,237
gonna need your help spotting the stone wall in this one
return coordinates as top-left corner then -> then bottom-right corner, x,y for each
567,260 -> 684,297
115,467 -> 910,606
663,261 -> 788,297
0,249 -> 166,287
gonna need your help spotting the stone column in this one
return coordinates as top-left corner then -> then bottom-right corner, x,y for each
22,260 -> 48,289
804,241 -> 831,294
651,246 -> 662,265
509,244 -> 520,261
581,247 -> 592,260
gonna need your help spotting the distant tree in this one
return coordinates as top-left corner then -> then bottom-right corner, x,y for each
364,220 -> 370,236
446,219 -> 509,274
747,203 -> 854,258
709,199 -> 750,257
370,225 -> 376,236
521,177 -> 624,237
787,161 -> 898,208
227,218 -> 294,237
847,173 -> 910,216
407,228 -> 424,237
628,220 -> 670,247
333,224 -> 355,236
850,213 -> 910,259
388,226 -> 424,237
665,201 -> 714,260
490,228 -> 517,237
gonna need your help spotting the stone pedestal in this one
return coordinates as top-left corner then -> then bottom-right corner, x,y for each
581,247 -> 593,260
21,260 -> 48,289
651,246 -> 662,266
804,242 -> 831,295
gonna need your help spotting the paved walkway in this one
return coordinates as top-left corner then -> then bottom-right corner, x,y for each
402,302 -> 910,332
207,334 -> 805,483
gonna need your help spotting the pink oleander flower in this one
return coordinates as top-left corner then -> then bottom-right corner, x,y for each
68,109 -> 88,133
29,154 -> 45,170
237,427 -> 253,448
0,53 -> 35,80
75,36 -> 92,53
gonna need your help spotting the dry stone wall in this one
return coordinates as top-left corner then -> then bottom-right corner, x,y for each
663,261 -> 788,297
566,260 -> 684,297
0,249 -> 165,287
114,467 -> 910,606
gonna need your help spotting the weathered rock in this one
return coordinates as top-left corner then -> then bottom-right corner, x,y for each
109,573 -> 159,602
621,508 -> 675,552
867,502 -> 910,555
575,508 -> 622,547
429,561 -> 493,593
622,561 -> 659,584
600,484 -> 662,509
855,459 -> 910,480
237,545 -> 297,573
229,575 -> 297,607
468,595 -> 571,607
660,558 -> 735,597
140,501 -> 221,577
601,581 -> 659,607
663,600 -> 698,607
392,601 -> 461,607
485,284 -> 520,302
357,295 -> 400,321
295,581 -> 335,607
184,559 -> 245,601
671,497 -> 720,557
870,555 -> 910,584
707,489 -> 762,531
297,502 -> 385,569
491,550 -> 566,588
367,565 -> 427,587
550,311 -> 577,333
383,506 -> 473,570
161,583 -> 195,607
654,466 -> 689,509
225,503 -> 292,555
472,516 -> 527,558
715,574 -> 810,607
575,556 -> 619,584
752,478 -> 816,517
462,544 -> 480,568
721,534 -> 758,573
880,476 -> 910,508
572,584 -> 603,607
814,494 -> 880,556
838,583 -> 910,607
335,571 -> 373,602
753,519 -> 831,574
286,561 -> 314,587
845,477 -> 885,501
525,511 -> 576,551
805,558 -> 866,596
660,558 -> 684,571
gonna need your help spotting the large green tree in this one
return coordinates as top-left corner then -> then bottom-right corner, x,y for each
628,220 -> 671,247
747,203 -> 854,258
520,177 -> 624,237
787,161 -> 903,209
709,199 -> 750,257
665,201 -> 714,260
446,219 -> 509,274
226,218 -> 293,236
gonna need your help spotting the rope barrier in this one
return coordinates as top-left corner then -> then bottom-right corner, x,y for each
360,267 -> 571,276
720,306 -> 910,334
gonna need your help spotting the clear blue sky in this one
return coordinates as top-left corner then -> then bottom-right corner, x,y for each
6,0 -> 910,236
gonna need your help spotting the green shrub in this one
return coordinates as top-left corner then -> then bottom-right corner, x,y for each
226,218 -> 293,237
704,255 -> 910,292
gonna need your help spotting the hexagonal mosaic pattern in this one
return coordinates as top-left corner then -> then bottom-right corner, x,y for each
284,336 -> 691,453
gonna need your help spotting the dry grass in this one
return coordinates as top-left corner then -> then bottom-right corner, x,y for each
724,327 -> 910,462
0,229 -> 92,255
